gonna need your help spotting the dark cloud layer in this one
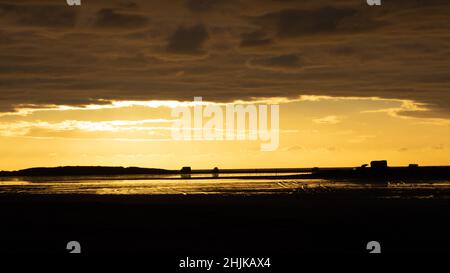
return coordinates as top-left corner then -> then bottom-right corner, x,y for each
240,30 -> 272,47
249,54 -> 304,72
94,8 -> 148,28
185,0 -> 224,13
255,54 -> 302,68
0,0 -> 450,119
167,24 -> 209,55
0,2 -> 77,27
252,7 -> 379,38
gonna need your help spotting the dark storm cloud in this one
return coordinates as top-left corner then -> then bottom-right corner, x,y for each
382,0 -> 450,9
0,2 -> 77,27
117,1 -> 138,9
94,8 -> 148,28
255,54 -> 302,68
240,30 -> 272,47
249,54 -> 304,72
0,0 -> 450,119
185,0 -> 223,13
251,6 -> 382,38
166,24 -> 209,55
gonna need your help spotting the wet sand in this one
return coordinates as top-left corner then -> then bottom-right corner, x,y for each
0,188 -> 449,256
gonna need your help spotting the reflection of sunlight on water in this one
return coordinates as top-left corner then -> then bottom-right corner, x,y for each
0,177 -> 450,198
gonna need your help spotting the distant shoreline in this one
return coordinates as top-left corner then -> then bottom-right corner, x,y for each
1,165 -> 450,181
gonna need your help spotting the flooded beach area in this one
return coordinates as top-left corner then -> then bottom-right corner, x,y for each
1,175 -> 449,255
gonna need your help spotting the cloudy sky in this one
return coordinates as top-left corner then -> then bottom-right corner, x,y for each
1,0 -> 450,170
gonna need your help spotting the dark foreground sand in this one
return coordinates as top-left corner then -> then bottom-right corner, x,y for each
0,189 -> 449,257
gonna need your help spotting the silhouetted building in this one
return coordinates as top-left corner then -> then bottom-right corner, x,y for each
212,167 -> 219,178
181,166 -> 191,173
181,166 -> 191,179
370,160 -> 388,169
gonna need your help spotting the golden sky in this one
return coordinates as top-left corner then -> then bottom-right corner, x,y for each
1,1 -> 450,170
1,96 -> 449,170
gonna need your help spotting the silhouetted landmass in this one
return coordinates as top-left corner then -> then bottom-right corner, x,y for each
0,166 -> 309,177
0,166 -> 176,177
309,166 -> 450,180
1,161 -> 450,180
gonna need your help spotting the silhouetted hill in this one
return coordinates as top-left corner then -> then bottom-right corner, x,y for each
0,166 -> 176,177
